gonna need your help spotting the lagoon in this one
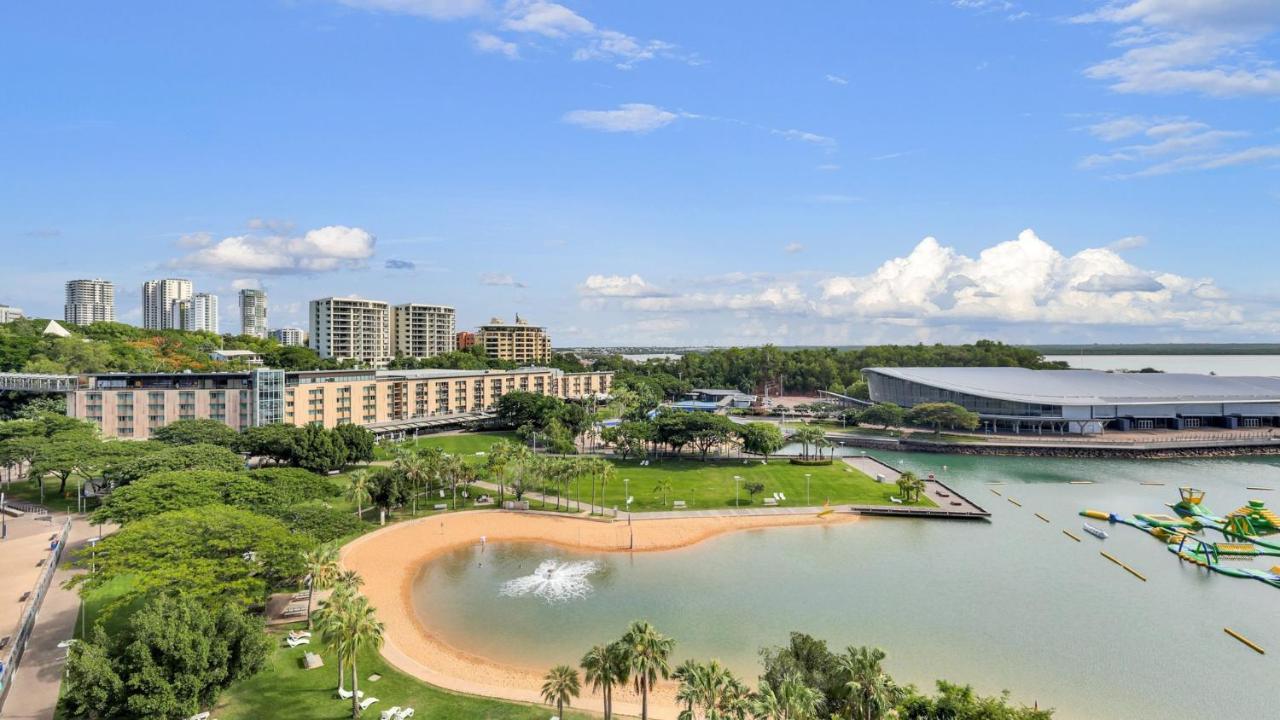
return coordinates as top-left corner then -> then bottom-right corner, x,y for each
412,451 -> 1280,719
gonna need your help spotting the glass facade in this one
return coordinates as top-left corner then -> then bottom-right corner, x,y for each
866,372 -> 1063,418
251,369 -> 285,426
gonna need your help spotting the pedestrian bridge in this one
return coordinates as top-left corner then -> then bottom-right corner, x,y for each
0,373 -> 80,393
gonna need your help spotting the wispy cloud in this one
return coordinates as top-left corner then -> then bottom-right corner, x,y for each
1078,115 -> 1279,178
562,103 -> 680,133
771,128 -> 837,148
471,31 -> 519,59
480,272 -> 527,288
871,149 -> 921,161
784,242 -> 805,254
339,0 -> 695,70
385,258 -> 416,270
825,73 -> 848,85
1071,1 -> 1280,97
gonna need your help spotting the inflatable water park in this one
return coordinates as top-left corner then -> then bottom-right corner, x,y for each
1081,487 -> 1280,589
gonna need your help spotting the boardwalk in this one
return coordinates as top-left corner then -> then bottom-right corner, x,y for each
841,455 -> 990,519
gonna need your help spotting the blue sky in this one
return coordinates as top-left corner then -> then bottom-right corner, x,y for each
2,1 -> 1278,346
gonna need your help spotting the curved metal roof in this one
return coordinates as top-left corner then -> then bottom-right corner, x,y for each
864,367 -> 1280,406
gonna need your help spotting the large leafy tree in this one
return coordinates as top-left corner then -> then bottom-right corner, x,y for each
73,505 -> 311,609
858,403 -> 905,430
92,470 -> 229,525
235,424 -> 304,465
333,423 -> 375,465
905,403 -> 981,434
64,594 -> 271,720
291,423 -> 346,474
736,421 -> 785,461
151,418 -> 238,448
106,443 -> 244,486
601,420 -> 652,460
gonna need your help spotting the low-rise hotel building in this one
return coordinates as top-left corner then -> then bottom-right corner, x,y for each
65,366 -> 613,439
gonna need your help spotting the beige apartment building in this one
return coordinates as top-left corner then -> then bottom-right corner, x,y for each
477,315 -> 552,363
391,304 -> 456,359
66,367 -> 613,438
309,297 -> 392,366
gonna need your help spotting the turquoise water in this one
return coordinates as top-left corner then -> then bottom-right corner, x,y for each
412,452 -> 1280,719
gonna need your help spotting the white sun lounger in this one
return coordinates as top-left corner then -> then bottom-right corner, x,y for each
337,688 -> 365,700
185,713 -> 211,720
890,497 -> 903,504
397,709 -> 415,719
380,708 -> 402,720
359,697 -> 379,710
288,630 -> 311,640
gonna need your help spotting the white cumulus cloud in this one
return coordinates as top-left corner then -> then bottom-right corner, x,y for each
173,225 -> 376,274
338,0 -> 488,20
579,274 -> 666,298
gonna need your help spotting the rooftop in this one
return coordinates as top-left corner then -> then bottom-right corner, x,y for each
865,367 -> 1280,406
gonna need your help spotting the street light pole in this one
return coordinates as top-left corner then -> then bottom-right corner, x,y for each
734,475 -> 742,507
805,473 -> 811,506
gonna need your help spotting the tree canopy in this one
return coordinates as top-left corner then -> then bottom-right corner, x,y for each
151,418 -> 239,448
64,594 -> 271,720
73,505 -> 311,608
106,443 -> 245,486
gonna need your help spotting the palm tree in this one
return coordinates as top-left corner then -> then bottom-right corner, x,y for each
621,620 -> 675,720
338,595 -> 385,719
541,664 -> 581,718
897,471 -> 920,503
314,590 -> 353,694
596,458 -> 615,516
751,671 -> 824,720
839,646 -> 899,720
791,426 -> 825,461
334,568 -> 364,596
301,544 -> 340,629
814,435 -> 832,461
346,469 -> 372,519
395,448 -> 432,516
485,440 -> 512,506
653,478 -> 673,508
673,659 -> 702,719
581,641 -> 628,719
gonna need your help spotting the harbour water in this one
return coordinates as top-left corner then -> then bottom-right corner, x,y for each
412,451 -> 1280,719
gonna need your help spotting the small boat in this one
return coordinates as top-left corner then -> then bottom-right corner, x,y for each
1082,523 -> 1108,540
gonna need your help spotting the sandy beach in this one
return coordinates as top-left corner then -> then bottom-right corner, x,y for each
340,509 -> 857,719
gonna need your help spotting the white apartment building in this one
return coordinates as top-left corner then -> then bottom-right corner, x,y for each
309,297 -> 391,366
392,304 -> 456,359
142,278 -> 193,330
173,293 -> 219,333
270,327 -> 306,347
0,304 -> 24,324
64,279 -> 116,325
239,289 -> 268,338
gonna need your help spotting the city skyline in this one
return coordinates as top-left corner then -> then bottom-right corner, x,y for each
3,2 -> 1279,345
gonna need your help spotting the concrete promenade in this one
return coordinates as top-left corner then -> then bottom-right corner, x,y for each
0,516 -> 101,720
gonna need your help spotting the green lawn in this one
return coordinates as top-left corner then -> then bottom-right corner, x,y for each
584,459 -> 934,512
373,431 -> 519,461
216,638 -> 593,720
3,477 -> 83,513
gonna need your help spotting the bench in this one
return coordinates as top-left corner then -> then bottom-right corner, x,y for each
19,591 -> 30,602
672,500 -> 687,509
763,497 -> 778,506
433,503 -> 448,511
